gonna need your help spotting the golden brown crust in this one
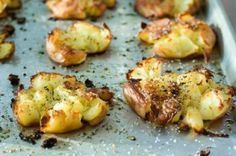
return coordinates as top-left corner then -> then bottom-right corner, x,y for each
46,22 -> 112,66
135,0 -> 201,19
46,0 -> 116,20
138,14 -> 216,61
123,58 -> 234,132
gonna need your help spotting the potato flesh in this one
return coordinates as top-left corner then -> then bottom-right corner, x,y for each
13,73 -> 109,133
46,0 -> 115,19
0,43 -> 14,60
138,14 -> 215,59
135,0 -> 200,18
0,33 -> 15,61
62,22 -> 111,54
46,22 -> 112,66
173,0 -> 195,14
127,58 -> 163,80
126,58 -> 233,132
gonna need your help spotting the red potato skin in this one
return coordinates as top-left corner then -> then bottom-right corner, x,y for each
123,80 -> 150,119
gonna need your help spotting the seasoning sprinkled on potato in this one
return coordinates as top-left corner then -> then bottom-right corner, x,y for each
46,22 -> 112,66
124,58 -> 234,132
13,72 -> 113,133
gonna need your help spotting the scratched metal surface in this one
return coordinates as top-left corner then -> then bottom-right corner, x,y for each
0,0 -> 236,155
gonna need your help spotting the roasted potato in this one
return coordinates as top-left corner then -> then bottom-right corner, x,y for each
46,21 -> 112,66
0,32 -> 15,61
13,72 -> 113,133
123,58 -> 234,132
46,0 -> 116,20
138,14 -> 216,61
135,0 -> 201,18
0,0 -> 21,17
6,0 -> 21,9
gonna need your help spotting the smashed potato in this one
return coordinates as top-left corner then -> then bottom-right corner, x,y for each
0,0 -> 21,18
123,58 -> 234,132
138,14 -> 216,61
13,72 -> 113,133
46,21 -> 112,66
0,32 -> 15,61
46,0 -> 116,20
135,0 -> 201,18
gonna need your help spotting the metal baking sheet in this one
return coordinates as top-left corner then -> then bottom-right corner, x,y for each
0,0 -> 236,155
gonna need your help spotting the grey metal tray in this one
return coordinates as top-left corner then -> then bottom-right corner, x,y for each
0,0 -> 236,155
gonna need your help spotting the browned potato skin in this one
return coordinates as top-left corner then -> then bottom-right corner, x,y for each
46,0 -> 116,20
46,28 -> 87,66
135,0 -> 201,19
46,22 -> 112,66
138,14 -> 216,61
123,80 -> 150,119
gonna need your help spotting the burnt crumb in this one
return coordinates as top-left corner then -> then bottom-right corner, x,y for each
202,129 -> 229,138
19,130 -> 42,145
8,74 -> 20,86
141,22 -> 147,29
10,98 -> 15,108
127,136 -> 136,141
17,17 -> 26,24
196,147 -> 211,156
8,12 -> 16,20
165,70 -> 172,73
48,17 -> 57,21
2,25 -> 15,36
85,79 -> 95,88
41,138 -> 57,148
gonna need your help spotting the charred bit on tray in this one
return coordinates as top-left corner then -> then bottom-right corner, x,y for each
8,74 -> 20,86
127,135 -> 136,141
19,130 -> 42,145
16,17 -> 26,24
85,79 -> 95,88
196,147 -> 211,156
41,137 -> 57,148
2,25 -> 15,36
202,129 -> 229,138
